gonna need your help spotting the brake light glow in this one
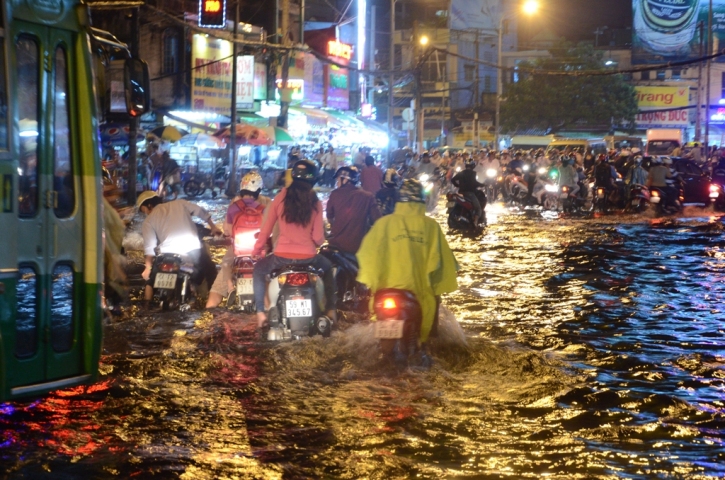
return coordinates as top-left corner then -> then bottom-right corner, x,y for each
561,186 -> 569,193
651,190 -> 660,198
382,298 -> 397,309
159,263 -> 178,272
597,188 -> 605,196
286,273 -> 309,286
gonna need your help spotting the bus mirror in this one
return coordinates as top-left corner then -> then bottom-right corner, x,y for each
124,58 -> 150,117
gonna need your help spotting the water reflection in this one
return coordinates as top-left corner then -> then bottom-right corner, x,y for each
1,205 -> 724,477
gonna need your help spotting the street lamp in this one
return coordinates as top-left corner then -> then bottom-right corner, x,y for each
494,0 -> 540,151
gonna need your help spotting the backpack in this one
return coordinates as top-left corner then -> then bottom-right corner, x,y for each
231,199 -> 265,256
595,163 -> 611,187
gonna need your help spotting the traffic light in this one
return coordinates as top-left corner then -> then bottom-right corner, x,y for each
198,0 -> 226,28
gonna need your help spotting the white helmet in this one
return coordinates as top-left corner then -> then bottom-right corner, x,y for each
240,171 -> 263,192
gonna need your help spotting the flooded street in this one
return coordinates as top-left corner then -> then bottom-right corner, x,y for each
2,203 -> 725,479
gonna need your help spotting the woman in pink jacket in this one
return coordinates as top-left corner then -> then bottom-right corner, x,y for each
252,160 -> 335,328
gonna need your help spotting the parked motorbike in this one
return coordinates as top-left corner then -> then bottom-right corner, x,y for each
372,289 -> 429,367
266,265 -> 332,341
319,244 -> 369,313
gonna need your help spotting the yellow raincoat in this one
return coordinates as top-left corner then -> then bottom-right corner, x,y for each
356,201 -> 458,341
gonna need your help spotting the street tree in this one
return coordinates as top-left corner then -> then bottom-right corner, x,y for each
500,42 -> 638,134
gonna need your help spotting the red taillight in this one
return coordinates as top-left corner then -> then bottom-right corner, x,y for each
286,273 -> 309,286
651,190 -> 660,198
159,263 -> 178,272
597,188 -> 605,196
383,298 -> 397,310
561,186 -> 569,193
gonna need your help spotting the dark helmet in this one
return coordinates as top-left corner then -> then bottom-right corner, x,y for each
399,178 -> 425,203
464,158 -> 476,169
334,165 -> 360,185
597,154 -> 607,163
291,159 -> 318,185
383,168 -> 401,188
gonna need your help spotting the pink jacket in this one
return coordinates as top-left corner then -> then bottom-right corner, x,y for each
253,188 -> 324,259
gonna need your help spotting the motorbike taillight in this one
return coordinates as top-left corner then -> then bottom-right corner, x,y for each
561,186 -> 569,194
597,188 -> 605,196
159,263 -> 178,272
285,273 -> 309,286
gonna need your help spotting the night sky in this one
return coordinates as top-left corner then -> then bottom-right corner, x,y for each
525,0 -> 633,43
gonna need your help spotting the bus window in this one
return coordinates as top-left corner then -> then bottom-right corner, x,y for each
0,34 -> 8,151
16,266 -> 38,358
51,264 -> 74,352
53,46 -> 74,218
17,36 -> 39,218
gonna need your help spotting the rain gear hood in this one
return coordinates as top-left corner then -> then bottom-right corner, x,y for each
356,202 -> 458,342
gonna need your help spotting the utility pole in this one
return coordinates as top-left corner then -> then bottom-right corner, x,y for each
278,0 -> 291,129
126,6 -> 139,207
299,0 -> 305,43
705,0 -> 713,151
368,5 -> 376,107
227,2 -> 240,197
388,0 -> 395,159
474,30 -> 480,110
695,21 -> 703,142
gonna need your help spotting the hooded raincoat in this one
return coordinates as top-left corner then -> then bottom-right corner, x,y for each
356,201 -> 458,341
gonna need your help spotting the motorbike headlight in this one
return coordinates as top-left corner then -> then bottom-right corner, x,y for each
710,184 -> 720,198
523,165 -> 530,172
545,184 -> 558,193
537,168 -> 546,175
486,169 -> 497,178
419,174 -> 429,182
456,167 -> 462,172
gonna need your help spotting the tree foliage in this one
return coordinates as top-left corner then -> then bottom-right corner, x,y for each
500,42 -> 638,134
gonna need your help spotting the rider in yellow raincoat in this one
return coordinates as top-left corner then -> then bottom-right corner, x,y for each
357,179 -> 458,342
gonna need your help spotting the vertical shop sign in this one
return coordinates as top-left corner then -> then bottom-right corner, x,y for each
191,35 -> 233,114
236,55 -> 255,110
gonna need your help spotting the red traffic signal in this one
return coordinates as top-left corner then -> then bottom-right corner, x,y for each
199,0 -> 226,28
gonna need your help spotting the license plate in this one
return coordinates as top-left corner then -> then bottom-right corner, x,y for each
631,199 -> 640,205
286,299 -> 312,317
559,193 -> 568,199
154,273 -> 177,289
236,277 -> 254,296
650,196 -> 660,204
374,320 -> 405,339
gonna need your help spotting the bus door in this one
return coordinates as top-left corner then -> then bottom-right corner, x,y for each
8,21 -> 86,394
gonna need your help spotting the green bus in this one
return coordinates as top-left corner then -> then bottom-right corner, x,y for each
0,0 -> 148,401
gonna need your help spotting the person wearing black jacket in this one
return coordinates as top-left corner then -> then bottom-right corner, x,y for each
451,158 -> 485,227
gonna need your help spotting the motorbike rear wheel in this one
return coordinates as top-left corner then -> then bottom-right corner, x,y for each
184,180 -> 203,198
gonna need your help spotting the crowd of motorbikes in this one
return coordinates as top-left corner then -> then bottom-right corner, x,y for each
139,146 -> 725,369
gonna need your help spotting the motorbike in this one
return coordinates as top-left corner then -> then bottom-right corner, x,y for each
266,265 -> 333,341
446,189 -> 486,230
372,289 -> 429,367
319,244 -> 369,313
481,167 -> 499,202
559,182 -> 589,213
183,165 -> 228,199
649,185 -> 683,216
227,256 -> 257,312
418,172 -> 441,212
626,184 -> 651,213
151,253 -> 194,311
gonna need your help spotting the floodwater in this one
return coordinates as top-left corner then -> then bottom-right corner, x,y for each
2,202 -> 725,479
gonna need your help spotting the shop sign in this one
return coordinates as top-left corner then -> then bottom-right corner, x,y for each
635,109 -> 689,127
328,40 -> 352,61
275,79 -> 304,102
635,86 -> 689,108
198,0 -> 226,29
327,65 -> 349,110
191,35 -> 233,114
254,62 -> 267,100
236,55 -> 254,110
711,107 -> 725,122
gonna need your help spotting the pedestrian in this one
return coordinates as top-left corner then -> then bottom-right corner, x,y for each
321,147 -> 339,187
